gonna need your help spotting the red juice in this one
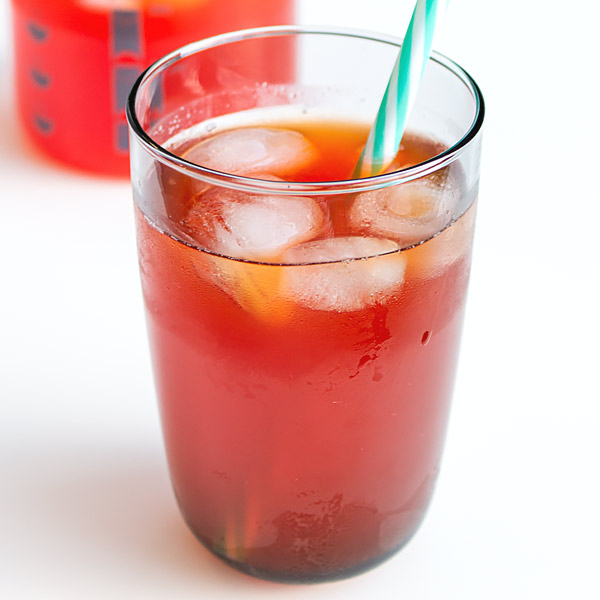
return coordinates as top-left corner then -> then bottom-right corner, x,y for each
133,118 -> 476,581
10,0 -> 294,175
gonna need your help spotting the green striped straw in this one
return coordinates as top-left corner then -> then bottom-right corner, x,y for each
354,0 -> 448,178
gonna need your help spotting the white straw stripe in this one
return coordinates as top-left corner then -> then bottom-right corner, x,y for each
354,0 -> 447,178
385,65 -> 400,158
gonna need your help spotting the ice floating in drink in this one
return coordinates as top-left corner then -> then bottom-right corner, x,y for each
181,185 -> 325,261
349,179 -> 452,247
283,237 -> 406,312
183,127 -> 319,178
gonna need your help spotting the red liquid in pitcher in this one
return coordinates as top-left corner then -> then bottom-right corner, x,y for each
11,0 -> 294,174
134,117 -> 475,581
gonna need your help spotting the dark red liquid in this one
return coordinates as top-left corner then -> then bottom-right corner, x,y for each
11,0 -> 294,175
134,122 -> 475,581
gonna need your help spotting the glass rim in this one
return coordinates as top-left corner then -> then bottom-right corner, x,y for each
126,24 -> 485,196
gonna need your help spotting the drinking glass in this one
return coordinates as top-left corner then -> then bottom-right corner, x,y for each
127,26 -> 484,582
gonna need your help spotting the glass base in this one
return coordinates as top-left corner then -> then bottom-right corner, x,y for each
193,531 -> 418,584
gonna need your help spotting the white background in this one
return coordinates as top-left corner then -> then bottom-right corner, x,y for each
1,1 -> 599,598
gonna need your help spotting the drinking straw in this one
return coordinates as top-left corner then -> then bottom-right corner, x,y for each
354,0 -> 448,178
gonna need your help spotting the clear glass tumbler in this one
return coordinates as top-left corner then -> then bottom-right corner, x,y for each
127,26 -> 484,583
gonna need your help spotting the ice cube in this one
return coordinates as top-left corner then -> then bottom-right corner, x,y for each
404,202 -> 476,278
183,127 -> 319,177
181,186 -> 325,261
348,179 -> 452,246
283,237 -> 406,312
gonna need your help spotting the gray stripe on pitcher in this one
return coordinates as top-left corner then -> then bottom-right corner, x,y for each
34,115 -> 53,134
28,22 -> 48,42
110,10 -> 142,56
31,69 -> 51,88
115,66 -> 141,111
116,123 -> 129,153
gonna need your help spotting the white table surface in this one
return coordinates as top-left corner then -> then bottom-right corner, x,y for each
1,1 -> 599,598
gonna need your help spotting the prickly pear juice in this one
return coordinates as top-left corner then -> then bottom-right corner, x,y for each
134,120 -> 475,581
11,0 -> 293,174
